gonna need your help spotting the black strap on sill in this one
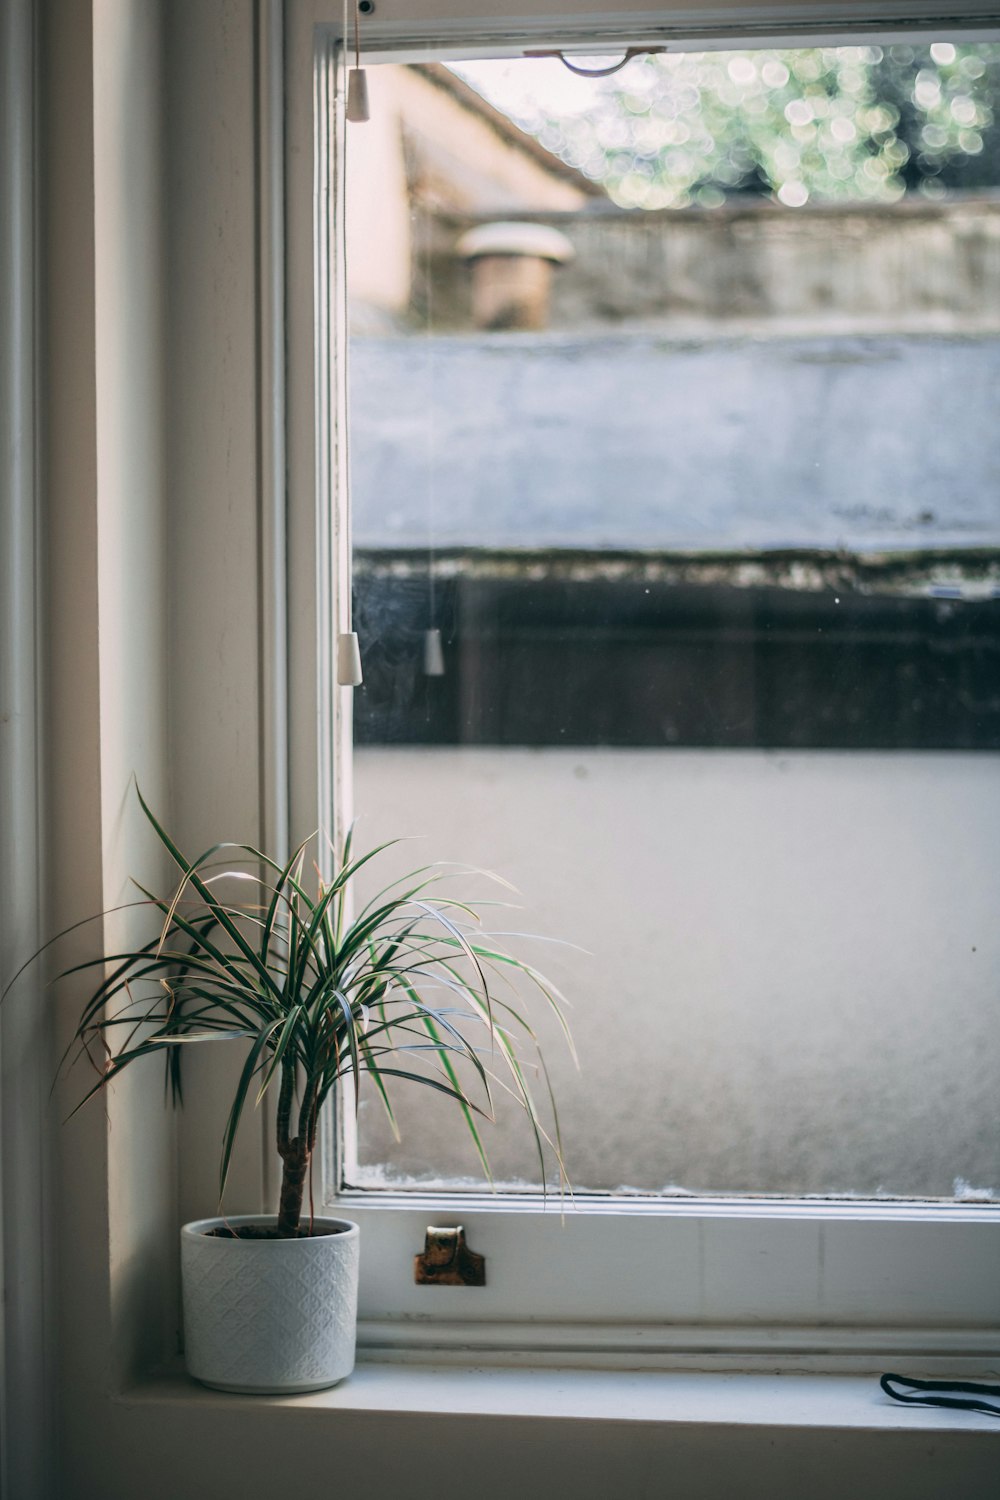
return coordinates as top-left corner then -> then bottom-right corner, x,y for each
880,1373 -> 1000,1417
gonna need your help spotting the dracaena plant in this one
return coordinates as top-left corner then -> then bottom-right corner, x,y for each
29,793 -> 571,1235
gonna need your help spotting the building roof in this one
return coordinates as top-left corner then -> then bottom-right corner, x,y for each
413,64 -> 607,200
350,332 -> 1000,555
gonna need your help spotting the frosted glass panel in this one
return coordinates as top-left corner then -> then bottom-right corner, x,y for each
351,751 -> 1000,1196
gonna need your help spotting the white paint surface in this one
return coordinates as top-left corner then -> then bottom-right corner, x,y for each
136,1360 -> 1000,1429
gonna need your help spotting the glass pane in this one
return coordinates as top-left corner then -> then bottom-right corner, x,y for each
344,45 -> 1000,1197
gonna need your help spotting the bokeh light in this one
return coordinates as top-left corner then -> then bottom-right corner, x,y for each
456,43 -> 1000,211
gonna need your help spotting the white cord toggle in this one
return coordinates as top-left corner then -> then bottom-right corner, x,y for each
346,2 -> 370,122
337,632 -> 364,686
423,628 -> 445,677
346,68 -> 370,122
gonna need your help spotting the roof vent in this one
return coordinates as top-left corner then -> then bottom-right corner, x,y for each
457,222 -> 575,331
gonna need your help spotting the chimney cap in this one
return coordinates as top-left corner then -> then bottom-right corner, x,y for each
456,222 -> 575,265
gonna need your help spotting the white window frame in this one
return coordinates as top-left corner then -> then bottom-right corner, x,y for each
285,0 -> 1000,1371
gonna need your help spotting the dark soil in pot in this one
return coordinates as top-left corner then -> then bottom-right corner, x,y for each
206,1224 -> 346,1240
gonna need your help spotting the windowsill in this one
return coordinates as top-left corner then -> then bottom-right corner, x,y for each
122,1359 -> 1000,1435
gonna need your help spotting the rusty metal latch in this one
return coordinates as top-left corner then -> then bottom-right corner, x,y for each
414,1225 -> 486,1286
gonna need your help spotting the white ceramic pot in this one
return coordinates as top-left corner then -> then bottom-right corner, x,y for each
181,1215 -> 360,1394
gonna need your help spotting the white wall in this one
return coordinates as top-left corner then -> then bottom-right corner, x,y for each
44,0 -> 177,1446
163,0 -> 272,1233
1,3 -> 50,1493
38,0 -> 179,1488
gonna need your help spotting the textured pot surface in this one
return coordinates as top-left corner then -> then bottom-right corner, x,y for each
181,1215 -> 360,1394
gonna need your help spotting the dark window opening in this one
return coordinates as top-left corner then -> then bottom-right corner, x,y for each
354,556 -> 1000,750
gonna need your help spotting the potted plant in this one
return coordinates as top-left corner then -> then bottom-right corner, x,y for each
16,792 -> 570,1394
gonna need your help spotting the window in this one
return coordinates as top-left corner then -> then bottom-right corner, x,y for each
290,0 -> 1000,1364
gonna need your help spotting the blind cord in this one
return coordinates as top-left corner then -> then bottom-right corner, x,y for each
880,1373 -> 1000,1418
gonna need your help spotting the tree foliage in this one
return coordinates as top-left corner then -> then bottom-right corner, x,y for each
489,42 -> 1000,209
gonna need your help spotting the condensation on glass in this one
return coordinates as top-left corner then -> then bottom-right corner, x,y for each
343,45 -> 1000,1199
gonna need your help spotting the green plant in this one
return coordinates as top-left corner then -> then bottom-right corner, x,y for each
25,792 -> 571,1236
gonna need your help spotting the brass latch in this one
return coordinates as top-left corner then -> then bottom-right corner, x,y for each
414,1225 -> 486,1286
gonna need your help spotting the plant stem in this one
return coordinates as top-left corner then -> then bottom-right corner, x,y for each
276,1060 -> 295,1155
277,1142 -> 309,1236
276,1060 -> 308,1235
298,1074 -> 321,1153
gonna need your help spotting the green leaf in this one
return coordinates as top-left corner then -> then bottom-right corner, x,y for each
357,1036 -> 400,1140
220,1017 -> 286,1200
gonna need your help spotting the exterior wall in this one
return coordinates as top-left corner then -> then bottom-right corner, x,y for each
422,195 -> 1000,331
349,333 -> 1000,551
345,68 -> 414,318
347,65 -> 591,321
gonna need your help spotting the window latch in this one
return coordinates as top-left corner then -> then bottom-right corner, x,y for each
414,1225 -> 486,1286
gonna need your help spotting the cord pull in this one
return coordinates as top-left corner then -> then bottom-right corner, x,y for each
423,628 -> 445,677
345,0 -> 370,122
346,68 -> 370,122
337,632 -> 363,686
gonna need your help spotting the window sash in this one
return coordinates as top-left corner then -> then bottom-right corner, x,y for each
336,1193 -> 1000,1366
296,0 -> 1000,1357
336,0 -> 1000,59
